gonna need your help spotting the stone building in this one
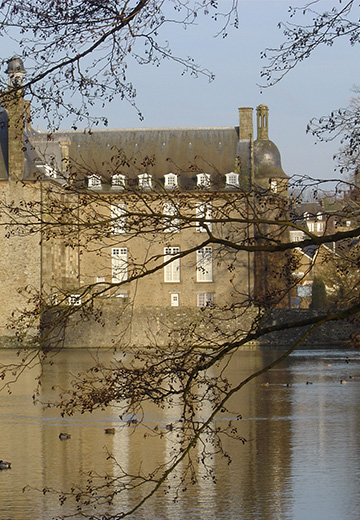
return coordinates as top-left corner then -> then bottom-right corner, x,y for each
0,57 -> 289,347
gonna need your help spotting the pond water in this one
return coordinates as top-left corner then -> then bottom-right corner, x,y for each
0,348 -> 359,520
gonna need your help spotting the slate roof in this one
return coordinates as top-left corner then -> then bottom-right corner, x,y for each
57,126 -> 240,187
253,139 -> 287,179
1,106 -> 288,188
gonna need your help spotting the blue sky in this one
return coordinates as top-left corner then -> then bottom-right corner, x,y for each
3,0 -> 357,183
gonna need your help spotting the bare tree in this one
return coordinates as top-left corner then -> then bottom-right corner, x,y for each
261,0 -> 359,87
0,1 -> 359,518
0,0 -> 239,127
1,166 -> 360,518
261,0 -> 360,176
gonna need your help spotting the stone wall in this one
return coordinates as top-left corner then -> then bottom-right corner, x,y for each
39,303 -> 357,350
41,301 -> 258,349
259,309 -> 357,349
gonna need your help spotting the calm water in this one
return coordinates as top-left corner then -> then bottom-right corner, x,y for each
0,348 -> 359,520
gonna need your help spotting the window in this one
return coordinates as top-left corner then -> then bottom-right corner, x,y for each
111,203 -> 127,234
196,247 -> 213,282
138,173 -> 153,190
316,221 -> 324,233
112,174 -> 126,190
196,202 -> 212,233
164,173 -> 178,190
196,173 -> 211,189
163,202 -> 180,233
112,247 -> 128,282
225,172 -> 240,188
68,294 -> 81,306
307,221 -> 315,233
171,293 -> 180,307
269,179 -> 278,193
88,174 -> 102,190
115,292 -> 128,299
164,247 -> 180,283
37,163 -> 58,179
197,293 -> 214,307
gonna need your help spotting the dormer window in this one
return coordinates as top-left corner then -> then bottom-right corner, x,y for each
164,173 -> 178,190
225,172 -> 240,188
35,155 -> 59,179
88,174 -> 102,190
36,163 -> 58,179
196,173 -> 211,189
112,173 -> 126,190
43,164 -> 58,179
138,173 -> 153,190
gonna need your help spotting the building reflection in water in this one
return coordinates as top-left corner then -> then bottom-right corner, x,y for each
0,348 -> 360,519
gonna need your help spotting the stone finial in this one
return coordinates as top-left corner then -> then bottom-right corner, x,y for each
256,104 -> 269,140
5,56 -> 26,86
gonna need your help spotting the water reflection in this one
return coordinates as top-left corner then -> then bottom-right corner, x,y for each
0,348 -> 359,519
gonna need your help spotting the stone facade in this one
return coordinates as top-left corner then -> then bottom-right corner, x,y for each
0,59 -> 291,347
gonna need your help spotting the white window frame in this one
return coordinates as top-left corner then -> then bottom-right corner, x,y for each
196,202 -> 212,233
196,173 -> 211,189
225,172 -> 240,188
112,174 -> 126,190
170,293 -> 180,307
138,173 -> 153,190
88,174 -> 102,190
196,247 -> 213,282
164,247 -> 181,283
112,247 -> 128,283
111,203 -> 127,234
269,179 -> 278,193
68,294 -> 81,306
316,221 -> 324,233
163,202 -> 180,233
197,293 -> 214,307
36,163 -> 58,179
307,221 -> 315,233
164,173 -> 178,190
